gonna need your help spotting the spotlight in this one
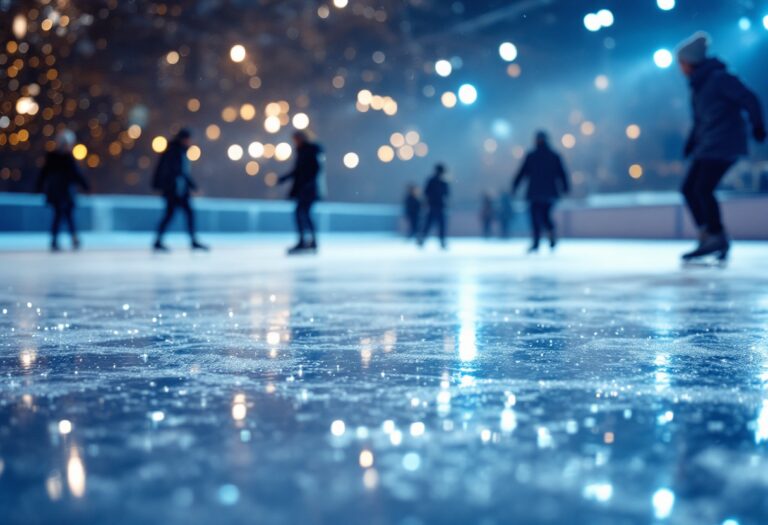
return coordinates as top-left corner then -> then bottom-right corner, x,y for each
763,15 -> 768,30
656,0 -> 675,11
653,49 -> 673,69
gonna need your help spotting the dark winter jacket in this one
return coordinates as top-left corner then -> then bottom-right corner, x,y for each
685,58 -> 765,160
424,174 -> 449,210
512,145 -> 569,202
152,140 -> 197,198
36,151 -> 89,206
280,142 -> 323,202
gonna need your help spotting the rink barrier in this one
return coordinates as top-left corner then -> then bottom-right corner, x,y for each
0,192 -> 766,239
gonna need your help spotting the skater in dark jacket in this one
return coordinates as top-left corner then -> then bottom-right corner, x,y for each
279,131 -> 324,255
512,131 -> 569,252
36,130 -> 90,251
677,32 -> 765,261
418,164 -> 450,249
152,128 -> 208,252
403,184 -> 422,239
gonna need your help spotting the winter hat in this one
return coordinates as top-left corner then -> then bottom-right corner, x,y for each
676,31 -> 710,65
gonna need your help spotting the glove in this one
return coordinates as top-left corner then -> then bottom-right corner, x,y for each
754,126 -> 766,143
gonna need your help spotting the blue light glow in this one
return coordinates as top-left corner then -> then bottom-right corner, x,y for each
457,84 -> 478,105
653,48 -> 673,69
738,17 -> 751,31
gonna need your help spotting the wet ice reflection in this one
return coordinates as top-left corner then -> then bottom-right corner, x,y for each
1,241 -> 767,524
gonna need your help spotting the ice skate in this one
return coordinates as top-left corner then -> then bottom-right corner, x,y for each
682,233 -> 729,264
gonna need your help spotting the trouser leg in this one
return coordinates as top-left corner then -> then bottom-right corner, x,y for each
694,159 -> 733,235
156,197 -> 176,242
529,203 -> 542,247
179,198 -> 197,241
437,211 -> 447,246
681,161 -> 705,230
51,206 -> 63,247
63,206 -> 78,245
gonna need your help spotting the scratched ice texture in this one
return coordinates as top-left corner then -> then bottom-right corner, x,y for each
1,238 -> 767,525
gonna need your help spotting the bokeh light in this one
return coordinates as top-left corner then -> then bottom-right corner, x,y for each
434,59 -> 452,77
629,164 -> 643,179
227,144 -> 244,161
498,42 -> 518,62
248,141 -> 265,158
292,113 -> 310,130
343,152 -> 359,168
654,49 -> 673,68
377,145 -> 395,163
561,134 -> 576,149
458,84 -> 478,105
230,44 -> 246,63
657,0 -> 675,11
151,136 -> 167,153
441,92 -> 457,108
187,145 -> 201,161
275,142 -> 292,161
72,144 -> 88,160
626,124 -> 641,140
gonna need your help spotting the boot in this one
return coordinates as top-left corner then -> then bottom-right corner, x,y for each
153,240 -> 170,252
191,240 -> 210,251
287,240 -> 316,255
72,236 -> 81,251
548,230 -> 557,249
682,232 -> 729,261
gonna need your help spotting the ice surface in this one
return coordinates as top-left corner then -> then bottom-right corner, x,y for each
1,237 -> 767,525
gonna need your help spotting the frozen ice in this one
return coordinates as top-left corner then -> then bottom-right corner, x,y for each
1,237 -> 768,524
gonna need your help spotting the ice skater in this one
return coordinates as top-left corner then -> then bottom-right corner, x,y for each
498,191 -> 513,239
36,129 -> 90,252
418,163 -> 450,249
152,128 -> 208,252
403,184 -> 422,239
512,131 -> 570,253
480,191 -> 496,239
279,131 -> 324,255
676,32 -> 765,261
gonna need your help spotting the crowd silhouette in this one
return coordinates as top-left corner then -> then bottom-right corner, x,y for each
32,32 -> 765,262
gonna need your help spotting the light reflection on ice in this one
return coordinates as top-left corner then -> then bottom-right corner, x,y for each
755,400 -> 768,444
458,279 -> 477,362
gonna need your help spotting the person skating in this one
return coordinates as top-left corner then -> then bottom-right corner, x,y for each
480,191 -> 496,239
511,131 -> 569,253
36,129 -> 90,252
418,164 -> 450,249
152,128 -> 208,252
279,131 -> 324,255
498,191 -> 514,239
403,184 -> 422,239
676,32 -> 765,261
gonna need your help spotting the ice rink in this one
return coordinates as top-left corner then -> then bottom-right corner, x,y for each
1,236 -> 767,525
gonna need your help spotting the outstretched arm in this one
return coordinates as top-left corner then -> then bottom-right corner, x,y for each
720,74 -> 765,142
